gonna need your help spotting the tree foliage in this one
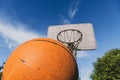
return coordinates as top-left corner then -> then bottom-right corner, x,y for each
91,49 -> 120,80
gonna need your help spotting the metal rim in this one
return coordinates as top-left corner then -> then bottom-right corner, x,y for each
57,29 -> 82,44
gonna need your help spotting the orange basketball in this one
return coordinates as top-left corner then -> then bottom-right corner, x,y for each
2,38 -> 78,80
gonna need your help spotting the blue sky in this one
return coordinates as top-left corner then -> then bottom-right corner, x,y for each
0,0 -> 120,80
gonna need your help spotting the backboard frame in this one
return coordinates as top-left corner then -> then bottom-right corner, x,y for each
47,23 -> 96,51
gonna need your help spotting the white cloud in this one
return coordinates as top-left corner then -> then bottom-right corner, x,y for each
61,0 -> 80,24
68,0 -> 80,20
79,67 -> 92,80
0,17 -> 41,49
76,51 -> 89,58
68,8 -> 78,20
61,16 -> 70,24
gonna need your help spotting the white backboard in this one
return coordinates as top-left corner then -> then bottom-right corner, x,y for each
47,23 -> 96,50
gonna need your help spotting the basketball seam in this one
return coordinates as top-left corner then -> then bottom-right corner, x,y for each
33,40 -> 71,53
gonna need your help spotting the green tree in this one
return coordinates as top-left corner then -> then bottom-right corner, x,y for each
91,49 -> 120,80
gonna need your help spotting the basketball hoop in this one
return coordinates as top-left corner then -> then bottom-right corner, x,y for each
57,29 -> 82,57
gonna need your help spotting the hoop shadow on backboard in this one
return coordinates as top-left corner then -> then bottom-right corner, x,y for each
47,23 -> 96,57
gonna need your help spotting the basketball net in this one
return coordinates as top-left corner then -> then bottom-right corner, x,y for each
57,29 -> 82,58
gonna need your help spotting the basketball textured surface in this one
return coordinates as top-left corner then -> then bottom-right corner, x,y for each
2,38 -> 78,80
